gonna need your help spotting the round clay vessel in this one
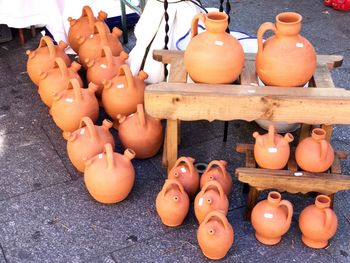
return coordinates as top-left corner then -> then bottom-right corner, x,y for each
299,195 -> 338,249
200,160 -> 232,195
256,12 -> 316,87
68,5 -> 108,53
251,191 -> 293,245
156,179 -> 190,227
168,156 -> 199,197
295,128 -> 334,172
184,11 -> 244,84
65,117 -> 115,173
197,211 -> 234,260
253,124 -> 294,169
194,181 -> 229,224
26,36 -> 71,85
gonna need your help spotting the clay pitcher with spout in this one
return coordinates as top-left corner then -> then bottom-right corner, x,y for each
200,160 -> 232,195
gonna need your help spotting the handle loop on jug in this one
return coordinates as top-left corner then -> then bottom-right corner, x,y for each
204,160 -> 228,178
201,180 -> 226,200
118,65 -> 136,90
136,104 -> 146,127
162,179 -> 187,198
101,46 -> 114,68
79,117 -> 98,140
39,36 -> 56,59
191,13 -> 206,38
104,143 -> 115,169
68,78 -> 83,102
257,22 -> 277,53
94,21 -> 109,45
82,6 -> 96,30
202,210 -> 229,231
54,57 -> 69,79
173,157 -> 195,177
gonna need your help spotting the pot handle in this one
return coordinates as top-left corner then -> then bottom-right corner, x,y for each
191,13 -> 206,38
201,211 -> 230,231
136,104 -> 146,127
69,78 -> 83,102
104,143 -> 115,169
323,208 -> 335,230
200,180 -> 226,200
204,160 -> 228,178
81,6 -> 96,30
94,21 -> 109,45
278,200 -> 293,228
53,57 -> 69,79
319,140 -> 330,161
38,36 -> 56,59
162,179 -> 187,198
79,117 -> 98,140
101,46 -> 115,68
172,157 -> 195,177
257,22 -> 277,53
118,65 -> 136,90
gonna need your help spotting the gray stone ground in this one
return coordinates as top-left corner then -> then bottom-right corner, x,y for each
0,0 -> 349,262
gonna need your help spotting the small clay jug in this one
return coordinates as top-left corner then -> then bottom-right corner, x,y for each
251,191 -> 293,245
77,21 -> 123,68
197,211 -> 234,260
184,12 -> 244,84
253,124 -> 294,169
84,143 -> 135,204
295,128 -> 334,173
200,160 -> 232,196
26,36 -> 71,85
256,12 -> 316,87
194,181 -> 229,224
50,79 -> 99,136
38,58 -> 82,108
168,157 -> 199,197
65,117 -> 115,173
156,179 -> 190,227
299,195 -> 338,249
68,5 -> 108,53
102,65 -> 148,118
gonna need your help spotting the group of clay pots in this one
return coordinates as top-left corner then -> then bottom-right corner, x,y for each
156,157 -> 234,260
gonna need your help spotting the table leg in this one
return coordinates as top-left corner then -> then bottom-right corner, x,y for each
244,186 -> 260,221
166,119 -> 178,173
19,28 -> 25,46
120,1 -> 128,44
329,193 -> 335,209
299,124 -> 311,143
321,124 -> 333,142
162,133 -> 168,169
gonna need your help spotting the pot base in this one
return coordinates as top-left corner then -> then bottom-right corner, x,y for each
160,218 -> 182,227
202,250 -> 226,260
255,233 -> 281,245
301,235 -> 328,249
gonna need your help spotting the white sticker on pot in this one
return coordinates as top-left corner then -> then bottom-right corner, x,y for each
65,98 -> 74,103
264,213 -> 273,219
89,34 -> 94,38
117,84 -> 125,89
98,153 -> 103,159
268,147 -> 278,153
100,64 -> 107,69
128,113 -> 134,118
214,40 -> 224,46
198,197 -> 204,207
80,128 -> 85,135
294,172 -> 303,176
180,167 -> 187,173
296,43 -> 304,48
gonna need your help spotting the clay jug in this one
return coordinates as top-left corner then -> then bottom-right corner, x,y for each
200,160 -> 232,196
256,12 -> 316,87
168,157 -> 199,197
68,5 -> 108,53
194,181 -> 229,224
295,128 -> 334,173
65,117 -> 115,173
38,58 -> 82,108
77,21 -> 123,68
84,143 -> 135,204
50,79 -> 99,136
253,124 -> 294,169
26,36 -> 71,85
299,195 -> 338,249
251,191 -> 293,245
102,65 -> 148,118
197,211 -> 234,260
117,104 -> 164,159
184,12 -> 244,84
156,179 -> 190,227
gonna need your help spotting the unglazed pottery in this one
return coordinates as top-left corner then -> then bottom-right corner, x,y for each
256,12 -> 316,87
251,191 -> 293,245
156,179 -> 190,227
299,195 -> 338,249
295,128 -> 334,172
197,211 -> 234,260
184,11 -> 244,84
200,160 -> 232,195
84,143 -> 135,204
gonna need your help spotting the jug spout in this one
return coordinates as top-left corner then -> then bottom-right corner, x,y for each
283,133 -> 294,143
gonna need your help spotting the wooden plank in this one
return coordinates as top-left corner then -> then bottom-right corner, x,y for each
162,133 -> 168,169
246,149 -> 256,168
166,119 -> 178,173
168,57 -> 187,83
240,60 -> 258,86
313,65 -> 335,88
245,187 -> 260,221
331,154 -> 342,174
236,143 -> 253,153
299,124 -> 311,142
287,148 -> 298,172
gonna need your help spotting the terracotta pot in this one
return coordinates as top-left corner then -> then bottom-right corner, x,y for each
156,179 -> 190,227
184,12 -> 244,84
200,160 -> 232,195
253,124 -> 294,169
194,181 -> 229,224
84,143 -> 135,204
50,79 -> 99,136
299,195 -> 338,249
26,36 -> 71,85
295,128 -> 334,173
168,157 -> 199,197
38,58 -> 82,108
251,191 -> 293,245
68,5 -> 108,53
78,21 -> 123,68
256,12 -> 316,87
65,117 -> 115,173
197,211 -> 234,260
102,65 -> 148,118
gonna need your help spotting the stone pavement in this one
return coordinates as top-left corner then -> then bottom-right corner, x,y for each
0,0 -> 349,262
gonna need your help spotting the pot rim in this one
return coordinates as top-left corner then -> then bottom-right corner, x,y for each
276,12 -> 302,25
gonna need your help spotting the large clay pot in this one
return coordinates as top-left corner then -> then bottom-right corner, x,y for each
156,179 -> 190,227
102,65 -> 148,118
38,58 -> 82,108
68,5 -> 108,53
251,191 -> 293,245
194,181 -> 229,224
184,12 -> 244,84
299,195 -> 338,249
26,36 -> 71,85
84,143 -> 135,204
253,124 -> 294,169
256,12 -> 316,87
65,117 -> 115,173
295,128 -> 334,173
197,211 -> 234,260
200,160 -> 232,195
168,157 -> 199,197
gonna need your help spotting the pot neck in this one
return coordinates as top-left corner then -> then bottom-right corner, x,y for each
275,12 -> 302,37
205,12 -> 228,34
267,191 -> 281,207
315,195 -> 331,209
